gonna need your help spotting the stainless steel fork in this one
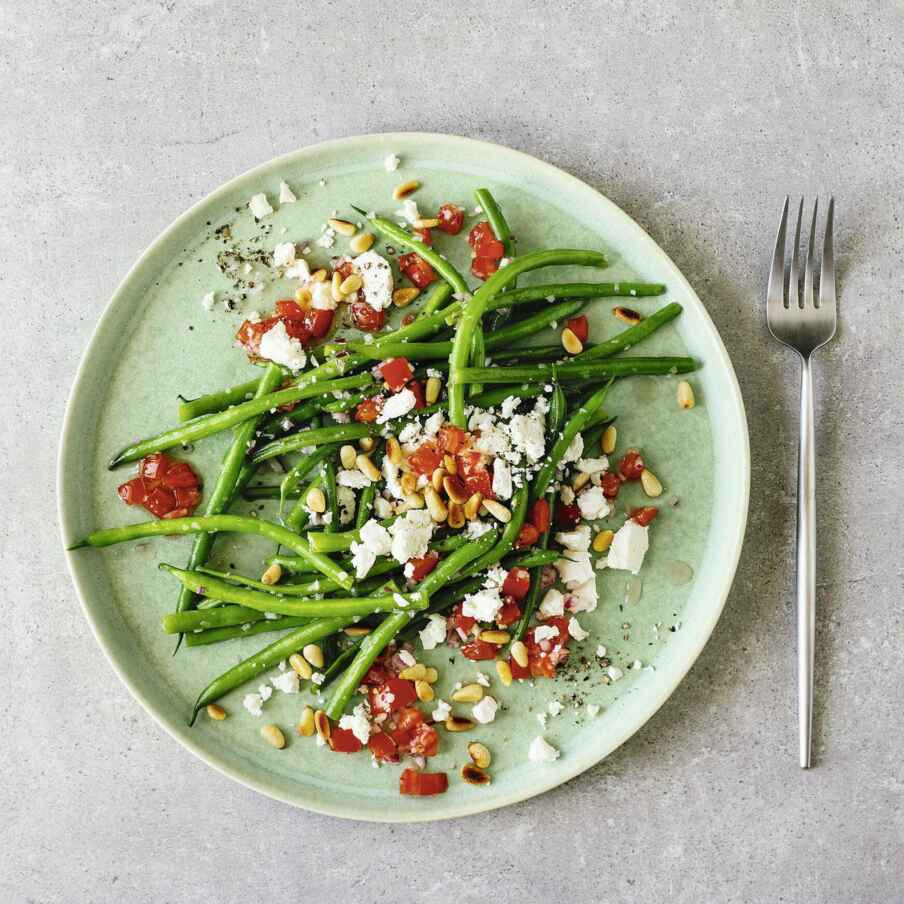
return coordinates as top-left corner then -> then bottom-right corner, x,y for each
766,197 -> 837,768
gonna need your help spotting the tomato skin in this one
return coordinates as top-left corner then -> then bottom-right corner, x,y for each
172,487 -> 201,509
437,203 -> 464,235
398,253 -> 437,289
470,256 -> 500,280
303,308 -> 334,339
556,502 -> 582,529
527,615 -> 571,678
601,472 -> 622,498
408,441 -> 443,476
362,663 -> 393,686
437,425 -> 466,454
515,523 -> 540,549
162,462 -> 199,489
235,315 -> 280,357
369,678 -> 418,716
329,727 -> 363,753
367,731 -> 399,762
409,552 -> 440,582
449,602 -> 476,636
378,357 -> 414,392
408,379 -> 427,409
122,454 -> 200,519
502,568 -> 531,601
144,486 -> 176,518
565,315 -> 589,343
275,299 -> 306,320
351,301 -> 387,333
413,227 -> 432,246
619,449 -> 645,480
509,654 -> 531,680
467,222 -> 504,258
631,506 -> 659,526
529,498 -> 551,534
399,768 -> 448,796
496,599 -> 522,627
117,477 -> 147,506
461,639 -> 498,661
354,396 -> 384,423
140,453 -> 169,481
457,451 -> 493,498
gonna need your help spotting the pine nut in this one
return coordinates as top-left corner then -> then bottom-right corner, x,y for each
289,652 -> 313,679
444,715 -> 476,732
425,486 -> 448,523
356,453 -> 381,482
481,499 -> 512,523
641,468 -> 663,497
314,709 -> 331,741
677,380 -> 695,410
431,467 -> 447,492
464,492 -> 484,520
495,660 -> 513,686
306,486 -> 326,513
311,268 -> 328,282
452,683 -> 484,703
401,472 -> 419,496
350,232 -> 374,254
393,287 -> 420,307
423,667 -> 439,684
415,680 -> 435,702
328,217 -> 357,237
461,763 -> 491,785
572,471 -> 591,491
561,327 -> 583,355
413,217 -> 440,229
343,625 -> 372,637
447,502 -> 465,529
404,492 -> 425,510
443,454 -> 457,475
260,563 -> 282,586
511,640 -> 529,668
479,630 -> 511,645
295,287 -> 312,305
359,436 -> 376,452
613,305 -> 642,325
302,643 -> 324,668
297,705 -> 315,736
330,270 -> 344,302
468,741 -> 492,768
593,529 -> 615,553
339,273 -> 363,295
393,179 -> 420,200
261,724 -> 286,749
443,476 -> 469,505
340,444 -> 358,469
602,424 -> 617,454
206,703 -> 227,721
399,663 -> 427,681
382,437 -> 400,466
425,376 -> 442,404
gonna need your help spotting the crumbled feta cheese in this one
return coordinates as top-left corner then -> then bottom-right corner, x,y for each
577,485 -> 612,521
528,736 -> 560,763
555,525 -> 591,552
419,614 -> 447,651
568,616 -> 589,641
338,468 -> 372,489
509,410 -> 546,461
384,153 -> 400,171
632,659 -> 643,670
248,193 -> 273,219
561,433 -> 584,465
606,521 -> 650,574
424,411 -> 444,437
461,587 -> 504,623
397,650 -> 417,667
577,457 -> 609,474
360,519 -> 392,555
278,181 -> 297,203
472,696 -> 498,724
316,228 -> 336,249
475,672 -> 491,688
377,388 -> 417,423
382,456 -> 405,500
538,588 -> 565,618
311,671 -> 325,686
395,198 -> 420,224
432,699 -> 451,722
537,712 -> 548,728
607,665 -> 624,682
353,251 -> 394,311
309,279 -> 337,310
547,700 -> 563,717
338,702 -> 372,744
271,670 -> 300,694
500,395 -> 521,418
555,552 -> 595,587
336,485 -> 356,525
272,242 -> 296,268
586,704 -> 601,717
393,592 -> 410,608
259,320 -> 307,372
596,644 -> 607,658
568,578 -> 599,613
492,458 -> 513,500
243,693 -> 265,717
388,509 -> 434,563
201,291 -> 216,311
466,520 -> 493,539
374,497 -> 393,519
285,258 -> 312,282
534,624 -> 560,643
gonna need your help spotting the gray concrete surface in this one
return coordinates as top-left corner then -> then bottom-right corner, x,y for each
2,2 -> 902,902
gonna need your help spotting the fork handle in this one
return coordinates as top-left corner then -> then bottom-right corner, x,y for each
797,356 -> 816,768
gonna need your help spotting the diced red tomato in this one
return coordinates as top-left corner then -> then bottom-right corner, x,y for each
556,502 -> 581,529
408,441 -> 443,476
467,222 -> 505,258
368,678 -> 418,716
120,454 -> 200,520
631,506 -> 659,526
456,451 -> 493,498
378,357 -> 414,392
117,477 -> 147,506
350,301 -> 386,333
509,654 -> 531,680
333,258 -> 356,280
619,449 -> 645,480
144,486 -> 176,518
303,308 -> 334,339
496,598 -> 522,627
282,318 -> 313,345
565,315 -> 589,344
140,453 -> 169,481
162,462 -> 199,489
527,616 -> 571,678
400,768 -> 448,796
329,727 -> 363,753
437,203 -> 464,235
408,379 -> 427,409
470,256 -> 500,280
235,315 -> 280,357
515,523 -> 540,549
449,602 -> 476,636
398,253 -> 438,289
601,472 -> 622,498
437,425 -> 466,454
413,227 -> 432,246
461,639 -> 498,661
502,568 -> 531,601
529,498 -> 551,534
275,299 -> 306,320
172,486 -> 201,509
407,721 -> 439,757
354,396 -> 384,423
409,552 -> 440,582
362,663 -> 393,686
367,731 -> 399,762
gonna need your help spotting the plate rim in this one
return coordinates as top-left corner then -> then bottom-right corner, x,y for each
58,131 -> 750,821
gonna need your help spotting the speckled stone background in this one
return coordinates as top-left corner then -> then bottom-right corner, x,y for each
2,2 -> 902,902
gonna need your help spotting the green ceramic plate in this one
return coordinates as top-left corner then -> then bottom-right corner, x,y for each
59,133 -> 749,821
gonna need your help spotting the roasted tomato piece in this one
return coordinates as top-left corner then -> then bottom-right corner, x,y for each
275,299 -> 306,320
329,727 -> 363,753
350,301 -> 386,333
140,452 -> 170,481
408,441 -> 443,476
172,486 -> 201,509
509,654 -> 531,680
461,639 -> 498,661
496,598 -> 522,627
303,308 -> 334,339
436,425 -> 466,454
437,203 -> 464,235
144,486 -> 176,518
399,768 -> 448,796
529,498 -> 551,533
457,451 -> 493,498
470,256 -> 500,280
527,616 -> 571,678
162,462 -> 199,489
565,315 -> 589,344
467,222 -> 504,258
449,602 -> 476,637
515,523 -> 540,549
408,721 -> 439,757
354,396 -> 384,423
362,662 -> 393,686
409,552 -> 440,582
378,356 -> 414,392
367,731 -> 399,762
413,227 -> 433,246
631,506 -> 659,526
124,454 -> 201,519
369,678 -> 418,716
502,567 -> 531,601
235,315 -> 280,357
601,472 -> 622,498
117,477 -> 148,506
408,379 -> 427,409
618,449 -> 645,480
556,502 -> 581,529
398,252 -> 437,289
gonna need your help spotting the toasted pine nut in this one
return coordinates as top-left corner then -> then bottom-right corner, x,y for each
447,502 -> 465,529
460,492 -> 482,521
310,268 -> 328,282
425,375 -> 442,404
481,498 -> 512,523
339,273 -> 363,295
593,529 -> 615,553
510,640 -> 529,669
641,468 -> 663,497
302,643 -> 324,669
425,486 -> 449,523
677,380 -> 696,410
350,232 -> 374,254
443,454 -> 457,475
415,680 -> 435,702
206,703 -> 227,721
339,444 -> 358,469
461,763 -> 491,785
330,270 -> 344,302
602,424 -> 617,454
404,492 -> 425,510
385,436 -> 403,465
423,667 -> 439,684
356,453 -> 381,482
443,475 -> 469,505
479,630 -> 511,645
393,287 -> 420,307
306,486 -> 326,513
328,217 -> 357,237
314,709 -> 331,741
495,660 -> 513,686
297,705 -> 315,736
468,741 -> 492,768
261,724 -> 286,749
561,327 -> 583,355
343,625 -> 372,637
452,683 -> 484,703
393,179 -> 420,200
400,473 -> 418,496
444,715 -> 475,732
359,436 -> 376,452
430,467 -> 447,492
413,217 -> 440,229
572,471 -> 591,491
260,563 -> 282,585
399,663 -> 427,680
289,652 -> 313,680
295,286 -> 312,305
613,305 -> 642,325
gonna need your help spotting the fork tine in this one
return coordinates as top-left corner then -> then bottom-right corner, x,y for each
788,198 -> 804,309
819,197 -> 835,310
767,196 -> 789,315
803,198 -> 819,308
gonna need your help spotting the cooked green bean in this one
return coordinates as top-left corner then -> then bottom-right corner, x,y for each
162,604 -> 274,634
574,302 -> 683,361
185,615 -> 312,647
485,281 -> 666,311
284,473 -> 322,533
456,356 -> 696,384
418,281 -> 455,317
278,444 -> 339,513
469,326 -> 485,397
178,375 -> 270,422
307,517 -> 395,553
252,422 -> 382,464
322,459 -> 339,534
460,485 -> 529,577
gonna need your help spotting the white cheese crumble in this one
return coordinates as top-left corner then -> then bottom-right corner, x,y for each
568,578 -> 599,613
492,458 -> 513,500
534,624 -> 560,643
432,699 -> 451,722
338,702 -> 372,744
555,525 -> 591,552
561,433 -> 584,465
336,485 -> 356,525
466,520 -> 493,539
285,258 -> 312,282
201,291 -> 216,311
568,616 -> 589,641
528,736 -> 560,763
272,242 -> 296,268
509,411 -> 546,461
338,468 -> 372,489
395,198 -> 420,225
472,696 -> 498,724
377,387 -> 417,423
316,228 -> 336,248
388,509 -> 434,563
248,193 -> 273,219
554,552 -> 595,587
577,485 -> 612,521
309,280 -> 337,310
384,153 -> 400,171
243,693 -> 265,717
353,251 -> 394,311
538,588 -> 565,618
606,520 -> 650,574
547,700 -> 563,717
258,320 -> 307,372
576,457 -> 609,474
419,613 -> 447,651
271,670 -> 300,694
278,181 -> 297,203
596,644 -> 607,658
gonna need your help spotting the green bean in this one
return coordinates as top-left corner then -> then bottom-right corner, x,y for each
474,188 -> 515,258
490,345 -> 573,363
318,639 -> 364,688
284,474 -> 322,533
456,357 -> 696,385
244,485 -> 296,500
190,617 -> 352,723
259,398 -> 322,433
185,616 -> 312,647
322,459 -> 339,534
351,207 -> 469,296
513,492 -> 555,642
485,281 -> 666,311
448,249 -> 608,426
252,422 -> 382,464
460,485 -> 529,577
469,326 -> 486,397
307,517 -> 395,553
178,376 -> 270,422
69,513 -> 354,590
574,302 -> 683,361
418,281 -> 454,317
109,372 -> 373,468
503,548 -> 559,569
197,566 -> 343,597
162,605 -> 273,634
547,382 -> 567,446
356,482 -> 376,529
278,444 -> 339,513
